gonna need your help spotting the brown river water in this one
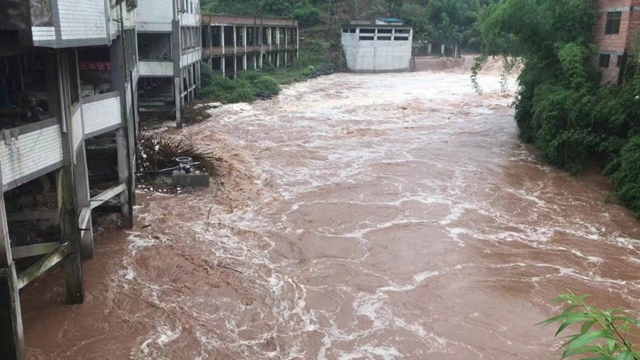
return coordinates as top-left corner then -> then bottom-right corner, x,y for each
20,68 -> 640,359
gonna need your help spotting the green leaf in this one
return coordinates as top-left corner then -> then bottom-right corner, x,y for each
607,338 -> 617,353
615,351 -> 634,360
565,330 -> 613,354
581,320 -> 597,334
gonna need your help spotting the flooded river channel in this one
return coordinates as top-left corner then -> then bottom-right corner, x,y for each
21,69 -> 640,359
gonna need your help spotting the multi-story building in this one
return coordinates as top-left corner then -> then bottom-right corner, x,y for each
201,15 -> 299,78
0,1 -> 138,358
593,0 -> 640,84
136,0 -> 202,128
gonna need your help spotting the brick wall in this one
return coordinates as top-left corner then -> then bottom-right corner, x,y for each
58,0 -> 107,40
593,0 -> 640,83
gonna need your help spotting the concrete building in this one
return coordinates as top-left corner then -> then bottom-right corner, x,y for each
136,0 -> 202,128
201,15 -> 299,78
593,0 -> 640,84
341,21 -> 413,73
0,1 -> 138,358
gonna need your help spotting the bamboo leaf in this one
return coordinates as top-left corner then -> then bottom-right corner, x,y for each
614,351 -> 634,360
581,320 -> 597,335
565,330 -> 613,353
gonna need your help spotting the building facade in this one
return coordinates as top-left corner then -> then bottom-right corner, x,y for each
201,15 -> 299,78
136,0 -> 202,128
0,1 -> 138,358
594,0 -> 640,84
341,21 -> 413,73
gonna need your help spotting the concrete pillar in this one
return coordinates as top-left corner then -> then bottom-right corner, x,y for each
427,42 -> 432,56
253,53 -> 257,70
243,26 -> 248,72
276,27 -> 280,49
174,77 -> 182,128
284,28 -> 288,67
116,128 -> 133,228
74,146 -> 93,260
259,53 -> 263,69
441,44 -> 445,57
296,27 -> 300,58
221,57 -> 226,77
221,25 -> 225,55
0,195 -> 25,360
207,25 -> 212,50
233,25 -> 237,53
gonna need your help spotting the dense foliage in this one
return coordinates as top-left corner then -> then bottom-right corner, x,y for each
475,0 -> 640,216
541,292 -> 640,359
200,65 -> 281,103
201,0 -> 498,50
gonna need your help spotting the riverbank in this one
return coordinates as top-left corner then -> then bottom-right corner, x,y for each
20,70 -> 640,359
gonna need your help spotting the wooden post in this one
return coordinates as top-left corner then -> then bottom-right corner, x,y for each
116,129 -> 133,229
57,168 -> 84,304
0,195 -> 25,360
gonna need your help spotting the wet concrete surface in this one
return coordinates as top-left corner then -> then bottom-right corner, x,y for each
20,69 -> 640,359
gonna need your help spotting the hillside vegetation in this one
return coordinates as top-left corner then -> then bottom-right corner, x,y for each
476,0 -> 640,216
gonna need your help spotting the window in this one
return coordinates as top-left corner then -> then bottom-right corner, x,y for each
605,12 -> 622,35
377,36 -> 391,41
394,36 -> 409,41
395,29 -> 410,34
359,36 -> 374,41
349,28 -> 356,33
360,28 -> 375,34
377,29 -> 392,34
342,28 -> 348,33
599,54 -> 611,68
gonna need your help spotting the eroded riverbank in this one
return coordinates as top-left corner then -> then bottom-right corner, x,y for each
21,70 -> 640,359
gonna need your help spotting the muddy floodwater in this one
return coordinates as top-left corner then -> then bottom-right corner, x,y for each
21,69 -> 640,359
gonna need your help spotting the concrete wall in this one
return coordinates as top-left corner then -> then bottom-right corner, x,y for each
138,60 -> 174,76
136,0 -> 174,32
342,27 -> 413,72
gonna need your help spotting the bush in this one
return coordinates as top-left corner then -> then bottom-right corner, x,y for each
254,75 -> 281,97
610,137 -> 640,216
229,87 -> 256,103
292,4 -> 322,27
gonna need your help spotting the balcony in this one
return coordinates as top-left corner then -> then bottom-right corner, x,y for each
139,60 -> 174,77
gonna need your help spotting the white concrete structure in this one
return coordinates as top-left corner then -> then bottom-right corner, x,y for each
136,0 -> 202,128
0,1 -> 138,357
341,25 -> 413,73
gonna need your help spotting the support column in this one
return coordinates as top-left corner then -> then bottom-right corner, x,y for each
221,25 -> 226,77
58,50 -> 84,305
441,43 -> 445,57
116,129 -> 133,229
233,26 -> 237,78
243,26 -> 248,72
58,167 -> 85,305
207,25 -> 213,52
0,195 -> 25,360
174,77 -> 182,128
296,27 -> 300,58
253,53 -> 257,70
74,146 -> 93,259
284,28 -> 288,67
259,52 -> 264,69
427,42 -> 432,56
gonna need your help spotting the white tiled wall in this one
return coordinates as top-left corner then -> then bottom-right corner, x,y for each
58,0 -> 108,40
32,26 -> 56,42
0,125 -> 64,186
82,95 -> 122,136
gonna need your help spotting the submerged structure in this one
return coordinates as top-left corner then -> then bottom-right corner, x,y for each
0,0 -> 138,358
341,19 -> 413,73
201,15 -> 299,78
